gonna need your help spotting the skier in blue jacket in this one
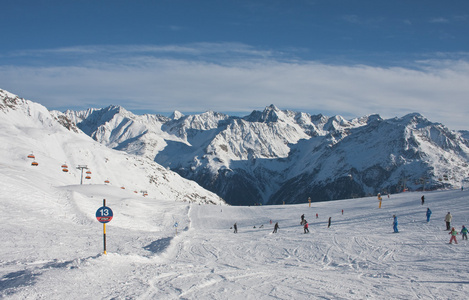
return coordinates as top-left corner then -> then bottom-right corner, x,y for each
393,215 -> 399,233
426,208 -> 432,222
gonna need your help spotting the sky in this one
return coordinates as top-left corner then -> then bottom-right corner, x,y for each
0,0 -> 468,130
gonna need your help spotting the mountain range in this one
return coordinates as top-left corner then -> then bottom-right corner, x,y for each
0,88 -> 225,206
49,96 -> 469,206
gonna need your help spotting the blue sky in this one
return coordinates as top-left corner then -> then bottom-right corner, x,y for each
1,0 -> 468,130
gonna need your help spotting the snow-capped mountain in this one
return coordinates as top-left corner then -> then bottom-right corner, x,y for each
59,100 -> 469,206
4,87 -> 467,206
0,89 -> 225,205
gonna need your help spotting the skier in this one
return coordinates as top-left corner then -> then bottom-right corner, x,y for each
461,225 -> 468,240
300,214 -> 305,225
378,193 -> 383,208
421,195 -> 425,205
272,222 -> 279,233
304,221 -> 309,233
393,215 -> 399,233
445,212 -> 452,230
341,209 -> 344,215
316,213 -> 318,219
328,217 -> 331,228
233,223 -> 238,233
449,227 -> 458,244
426,208 -> 432,222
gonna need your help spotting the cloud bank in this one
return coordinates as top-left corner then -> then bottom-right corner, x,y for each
1,43 -> 468,130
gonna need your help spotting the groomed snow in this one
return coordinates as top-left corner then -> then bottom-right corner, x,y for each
1,166 -> 468,299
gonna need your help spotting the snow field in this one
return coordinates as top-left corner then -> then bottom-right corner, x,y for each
1,160 -> 469,299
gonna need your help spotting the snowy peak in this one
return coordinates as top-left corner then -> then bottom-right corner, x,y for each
0,89 -> 226,206
162,110 -> 231,142
170,110 -> 184,120
65,105 -> 129,134
1,89 -> 77,131
350,114 -> 383,126
244,104 -> 287,123
0,89 -> 22,110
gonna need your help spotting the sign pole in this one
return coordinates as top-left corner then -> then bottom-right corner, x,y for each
103,223 -> 107,255
103,199 -> 107,254
96,199 -> 113,255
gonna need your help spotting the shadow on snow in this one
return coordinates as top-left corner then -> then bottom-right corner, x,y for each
143,237 -> 172,255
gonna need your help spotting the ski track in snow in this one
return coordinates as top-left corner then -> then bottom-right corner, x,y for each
2,168 -> 469,299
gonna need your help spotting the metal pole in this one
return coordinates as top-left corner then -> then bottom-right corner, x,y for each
103,199 -> 107,255
103,223 -> 107,255
76,165 -> 88,185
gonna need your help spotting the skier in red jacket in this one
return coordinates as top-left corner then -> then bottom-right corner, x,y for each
304,221 -> 309,233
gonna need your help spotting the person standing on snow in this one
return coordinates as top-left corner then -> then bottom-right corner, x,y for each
449,227 -> 458,244
300,214 -> 305,225
445,212 -> 452,230
327,217 -> 332,228
378,193 -> 383,208
393,215 -> 399,233
461,225 -> 468,240
304,221 -> 309,233
273,222 -> 279,233
233,223 -> 238,233
426,208 -> 432,222
421,195 -> 425,205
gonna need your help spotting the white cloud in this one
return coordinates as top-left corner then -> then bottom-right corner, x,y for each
1,44 -> 468,130
430,17 -> 450,23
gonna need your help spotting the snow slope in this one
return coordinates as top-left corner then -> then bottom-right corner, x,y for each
1,90 -> 469,299
2,164 -> 469,299
0,89 -> 225,205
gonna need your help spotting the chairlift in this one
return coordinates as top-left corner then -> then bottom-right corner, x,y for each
86,171 -> 92,174
85,176 -> 91,179
27,154 -> 35,159
62,168 -> 69,172
61,164 -> 68,168
104,180 -> 110,184
31,161 -> 39,166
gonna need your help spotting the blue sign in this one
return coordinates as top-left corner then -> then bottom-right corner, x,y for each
96,206 -> 113,223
